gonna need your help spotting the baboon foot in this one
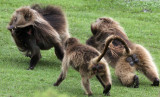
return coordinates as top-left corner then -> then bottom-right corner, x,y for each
27,66 -> 34,70
152,78 -> 159,86
84,92 -> 93,96
53,82 -> 60,86
133,75 -> 139,88
103,84 -> 111,96
88,93 -> 93,96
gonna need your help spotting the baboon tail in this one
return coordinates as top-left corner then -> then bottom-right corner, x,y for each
96,35 -> 130,62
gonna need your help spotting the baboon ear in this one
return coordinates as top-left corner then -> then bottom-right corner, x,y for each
64,40 -> 68,48
91,27 -> 97,35
92,30 -> 97,35
91,24 -> 97,35
104,18 -> 113,23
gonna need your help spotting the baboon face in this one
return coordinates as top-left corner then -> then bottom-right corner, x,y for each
91,17 -> 119,35
7,7 -> 34,32
86,32 -> 108,50
87,17 -> 125,50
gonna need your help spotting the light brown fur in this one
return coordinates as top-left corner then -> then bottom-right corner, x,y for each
54,37 -> 111,96
86,17 -> 159,87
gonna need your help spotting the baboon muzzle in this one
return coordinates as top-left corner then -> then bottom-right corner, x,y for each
8,25 -> 17,30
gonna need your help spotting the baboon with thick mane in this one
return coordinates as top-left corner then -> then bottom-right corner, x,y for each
86,17 -> 159,87
7,4 -> 70,70
54,37 -> 112,96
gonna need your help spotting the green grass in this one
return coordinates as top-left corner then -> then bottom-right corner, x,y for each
0,0 -> 160,97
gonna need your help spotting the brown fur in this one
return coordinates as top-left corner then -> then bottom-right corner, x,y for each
86,17 -> 159,87
7,5 -> 69,69
31,4 -> 70,45
54,37 -> 111,96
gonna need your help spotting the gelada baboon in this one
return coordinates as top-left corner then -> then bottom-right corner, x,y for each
7,4 -> 70,70
86,17 -> 159,87
54,37 -> 112,96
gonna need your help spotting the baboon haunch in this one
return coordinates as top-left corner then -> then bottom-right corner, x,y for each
54,37 -> 112,96
86,17 -> 159,87
7,4 -> 70,70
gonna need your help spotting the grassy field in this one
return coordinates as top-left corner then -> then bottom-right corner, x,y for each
0,0 -> 160,97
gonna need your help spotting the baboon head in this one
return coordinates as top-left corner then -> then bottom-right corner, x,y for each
91,17 -> 124,35
7,6 -> 37,33
65,38 -> 80,48
86,31 -> 108,51
87,17 -> 119,49
87,17 -> 126,51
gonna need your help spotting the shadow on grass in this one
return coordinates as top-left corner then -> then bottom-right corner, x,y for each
3,55 -> 61,69
38,59 -> 61,68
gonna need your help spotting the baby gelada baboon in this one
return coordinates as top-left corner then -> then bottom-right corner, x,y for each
7,4 -> 70,70
86,17 -> 159,88
54,37 -> 112,96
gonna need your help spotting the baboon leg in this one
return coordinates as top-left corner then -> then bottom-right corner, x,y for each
99,73 -> 111,96
29,51 -> 41,70
137,61 -> 159,86
81,76 -> 93,96
54,72 -> 65,86
54,42 -> 64,60
54,56 -> 69,86
51,35 -> 64,60
26,36 -> 41,70
135,44 -> 159,86
96,75 -> 105,88
115,62 -> 139,88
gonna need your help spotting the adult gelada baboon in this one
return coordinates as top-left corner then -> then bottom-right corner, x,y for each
7,4 -> 70,70
54,37 -> 112,96
86,17 -> 159,87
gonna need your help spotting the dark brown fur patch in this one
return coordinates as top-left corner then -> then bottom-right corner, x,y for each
31,4 -> 67,34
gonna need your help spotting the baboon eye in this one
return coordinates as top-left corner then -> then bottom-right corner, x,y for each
103,20 -> 107,23
14,17 -> 17,21
99,18 -> 103,20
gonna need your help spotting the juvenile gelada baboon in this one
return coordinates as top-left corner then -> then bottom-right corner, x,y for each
86,17 -> 159,87
54,37 -> 112,96
7,4 -> 70,70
